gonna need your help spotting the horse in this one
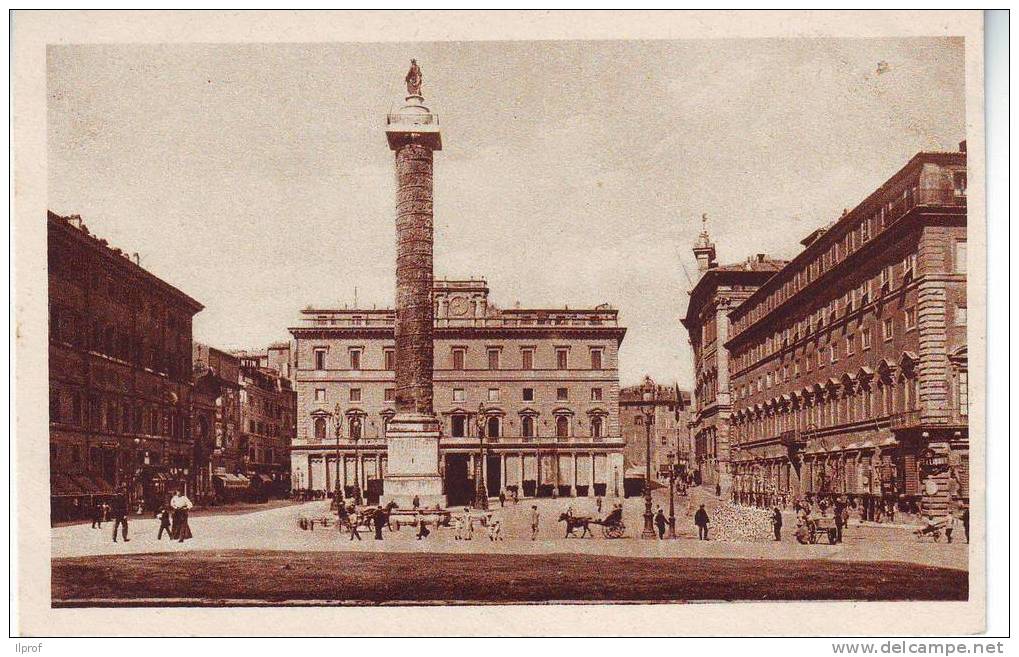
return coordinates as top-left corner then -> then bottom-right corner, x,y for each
558,512 -> 593,538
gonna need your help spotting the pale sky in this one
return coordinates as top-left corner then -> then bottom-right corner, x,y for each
47,38 -> 964,387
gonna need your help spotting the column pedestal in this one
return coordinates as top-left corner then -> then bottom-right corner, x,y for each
381,413 -> 446,508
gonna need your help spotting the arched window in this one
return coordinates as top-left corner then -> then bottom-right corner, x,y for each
591,415 -> 604,438
521,415 -> 535,438
555,415 -> 569,438
487,415 -> 500,438
314,417 -> 326,441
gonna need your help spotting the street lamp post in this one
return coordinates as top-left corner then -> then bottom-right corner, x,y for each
351,419 -> 362,507
640,384 -> 657,540
666,451 -> 677,538
334,404 -> 344,516
474,403 -> 489,510
131,437 -> 141,511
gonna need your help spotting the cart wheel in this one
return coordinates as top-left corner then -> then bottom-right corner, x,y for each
607,525 -> 624,539
827,529 -> 838,544
934,531 -> 941,542
601,524 -> 611,538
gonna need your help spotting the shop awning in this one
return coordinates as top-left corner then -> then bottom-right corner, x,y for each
72,473 -> 114,495
214,473 -> 250,488
51,473 -> 114,496
51,473 -> 82,497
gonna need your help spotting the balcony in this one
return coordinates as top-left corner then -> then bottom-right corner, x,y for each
886,188 -> 966,228
890,407 -> 967,431
780,430 -> 806,450
386,113 -> 437,126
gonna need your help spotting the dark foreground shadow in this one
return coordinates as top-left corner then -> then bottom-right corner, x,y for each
52,549 -> 968,606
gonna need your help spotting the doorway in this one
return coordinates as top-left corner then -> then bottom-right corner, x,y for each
486,455 -> 501,497
444,453 -> 472,507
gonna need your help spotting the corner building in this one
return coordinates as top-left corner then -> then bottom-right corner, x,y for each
725,147 -> 968,519
289,278 -> 626,505
48,211 -> 203,520
681,230 -> 787,492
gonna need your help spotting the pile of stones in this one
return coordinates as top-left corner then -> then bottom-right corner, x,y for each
711,503 -> 774,543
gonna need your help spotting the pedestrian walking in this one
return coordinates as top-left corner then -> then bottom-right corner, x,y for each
833,498 -> 847,544
348,511 -> 362,540
111,489 -> 129,543
961,507 -> 970,543
90,499 -> 103,529
462,507 -> 474,541
694,504 -> 710,540
412,494 -> 420,510
498,490 -> 506,508
169,490 -> 193,543
416,512 -> 430,540
715,483 -> 721,497
839,504 -> 851,543
512,488 -> 519,505
654,507 -> 667,539
595,496 -> 603,514
771,507 -> 783,541
373,505 -> 385,540
487,514 -> 503,541
156,505 -> 172,540
945,511 -> 958,543
530,505 -> 540,540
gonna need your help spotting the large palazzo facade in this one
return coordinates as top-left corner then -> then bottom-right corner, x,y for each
722,146 -> 969,519
289,278 -> 627,505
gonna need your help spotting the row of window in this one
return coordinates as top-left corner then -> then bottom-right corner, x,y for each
313,386 -> 605,404
49,304 -> 191,380
310,345 -> 606,371
50,389 -> 188,439
311,412 -> 607,441
732,369 -> 968,443
734,312 -> 917,401
731,173 -> 966,336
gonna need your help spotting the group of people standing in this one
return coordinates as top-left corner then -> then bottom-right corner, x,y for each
90,488 -> 193,544
156,490 -> 194,543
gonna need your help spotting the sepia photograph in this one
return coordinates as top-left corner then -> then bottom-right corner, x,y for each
11,9 -> 997,639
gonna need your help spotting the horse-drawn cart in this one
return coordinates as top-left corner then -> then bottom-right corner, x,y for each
558,507 -> 626,538
794,517 -> 838,544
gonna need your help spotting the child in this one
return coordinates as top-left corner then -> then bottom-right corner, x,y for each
156,504 -> 172,540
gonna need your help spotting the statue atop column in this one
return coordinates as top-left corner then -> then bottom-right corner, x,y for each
405,59 -> 422,96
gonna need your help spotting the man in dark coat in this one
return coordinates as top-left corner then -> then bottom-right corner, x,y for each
110,490 -> 129,542
694,504 -> 710,540
654,508 -> 667,539
91,500 -> 104,529
372,505 -> 385,540
961,507 -> 970,543
156,504 -> 172,540
771,507 -> 783,541
832,499 -> 847,544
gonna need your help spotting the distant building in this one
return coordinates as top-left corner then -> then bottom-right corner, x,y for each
289,278 -> 627,504
192,343 -> 243,499
680,233 -> 787,492
726,147 -> 968,518
619,377 -> 693,493
48,211 -> 203,521
236,354 -> 297,497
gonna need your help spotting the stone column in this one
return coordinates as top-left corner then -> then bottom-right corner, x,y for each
381,64 -> 446,507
